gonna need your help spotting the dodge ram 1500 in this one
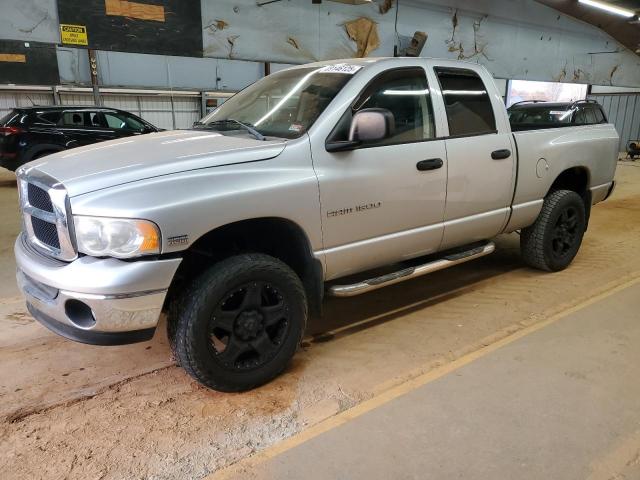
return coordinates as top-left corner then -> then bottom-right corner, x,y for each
15,58 -> 618,391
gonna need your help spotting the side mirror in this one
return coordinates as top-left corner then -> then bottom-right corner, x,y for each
326,108 -> 395,152
349,108 -> 395,142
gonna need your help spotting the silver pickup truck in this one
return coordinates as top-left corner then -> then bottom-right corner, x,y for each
14,58 -> 618,391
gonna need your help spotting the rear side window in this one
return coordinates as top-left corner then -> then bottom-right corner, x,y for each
593,107 -> 605,123
435,67 -> 496,136
574,108 -> 587,125
60,111 -> 88,127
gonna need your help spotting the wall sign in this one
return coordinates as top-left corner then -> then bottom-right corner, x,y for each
60,24 -> 89,46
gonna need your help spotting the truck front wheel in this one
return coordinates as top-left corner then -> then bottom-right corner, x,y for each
520,189 -> 586,272
169,253 -> 307,392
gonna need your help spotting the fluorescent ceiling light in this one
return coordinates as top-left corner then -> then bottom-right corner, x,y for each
442,90 -> 488,95
578,0 -> 635,18
383,89 -> 430,95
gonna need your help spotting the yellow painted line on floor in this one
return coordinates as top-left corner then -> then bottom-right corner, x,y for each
211,274 -> 640,479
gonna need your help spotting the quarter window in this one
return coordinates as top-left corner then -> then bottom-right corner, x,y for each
593,107 -> 605,123
435,67 -> 496,136
32,111 -> 61,125
584,107 -> 597,124
574,108 -> 587,125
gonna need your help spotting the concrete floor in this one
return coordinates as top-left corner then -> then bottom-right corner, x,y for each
0,161 -> 639,479
219,279 -> 640,480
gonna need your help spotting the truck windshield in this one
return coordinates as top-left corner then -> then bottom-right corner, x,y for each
197,67 -> 354,139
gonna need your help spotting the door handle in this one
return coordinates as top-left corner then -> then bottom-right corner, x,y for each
416,158 -> 444,171
491,149 -> 511,160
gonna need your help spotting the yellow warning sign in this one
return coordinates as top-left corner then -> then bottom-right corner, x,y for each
60,24 -> 88,46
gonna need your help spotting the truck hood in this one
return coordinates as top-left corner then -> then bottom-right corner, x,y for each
23,130 -> 287,197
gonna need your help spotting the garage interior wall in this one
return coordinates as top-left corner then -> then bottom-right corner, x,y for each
589,91 -> 640,152
0,0 -> 638,132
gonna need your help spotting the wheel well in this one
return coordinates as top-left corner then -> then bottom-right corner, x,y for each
548,167 -> 592,226
166,217 -> 323,316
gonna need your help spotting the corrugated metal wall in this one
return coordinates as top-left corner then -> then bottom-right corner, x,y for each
102,94 -> 201,130
0,91 -> 54,118
0,90 -> 201,129
589,94 -> 640,152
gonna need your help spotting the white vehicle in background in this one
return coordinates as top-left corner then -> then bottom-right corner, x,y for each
15,57 -> 618,392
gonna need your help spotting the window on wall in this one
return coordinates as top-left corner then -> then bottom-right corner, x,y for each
435,67 -> 496,137
506,80 -> 587,107
330,67 -> 436,146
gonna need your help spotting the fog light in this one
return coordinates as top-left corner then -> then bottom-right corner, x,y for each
65,299 -> 96,329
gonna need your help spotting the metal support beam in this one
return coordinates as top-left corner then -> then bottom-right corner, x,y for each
87,49 -> 101,106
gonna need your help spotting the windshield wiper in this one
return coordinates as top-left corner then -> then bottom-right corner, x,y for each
196,119 -> 266,141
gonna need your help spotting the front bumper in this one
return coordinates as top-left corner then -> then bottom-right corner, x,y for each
15,235 -> 182,345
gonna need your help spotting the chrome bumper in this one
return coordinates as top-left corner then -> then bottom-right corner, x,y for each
15,235 -> 182,345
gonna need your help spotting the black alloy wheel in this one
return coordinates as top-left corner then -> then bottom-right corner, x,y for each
550,205 -> 579,261
208,281 -> 290,371
169,253 -> 307,392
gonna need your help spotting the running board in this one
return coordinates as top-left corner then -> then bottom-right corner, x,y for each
328,242 -> 496,298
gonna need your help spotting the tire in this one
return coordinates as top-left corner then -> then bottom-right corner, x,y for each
520,189 -> 586,272
169,253 -> 307,392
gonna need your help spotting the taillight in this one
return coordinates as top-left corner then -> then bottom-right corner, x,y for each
0,126 -> 23,136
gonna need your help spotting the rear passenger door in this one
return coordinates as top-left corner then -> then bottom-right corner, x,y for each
433,67 -> 516,249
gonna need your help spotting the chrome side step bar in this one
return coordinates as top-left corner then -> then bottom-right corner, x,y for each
328,242 -> 496,298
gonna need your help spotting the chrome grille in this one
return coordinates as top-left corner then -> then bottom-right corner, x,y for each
17,169 -> 77,262
27,183 -> 54,212
31,217 -> 61,249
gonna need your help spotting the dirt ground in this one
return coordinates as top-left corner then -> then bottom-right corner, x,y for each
1,161 -> 639,479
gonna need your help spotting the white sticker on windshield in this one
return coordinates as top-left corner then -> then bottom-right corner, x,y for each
318,63 -> 363,74
549,111 -> 566,115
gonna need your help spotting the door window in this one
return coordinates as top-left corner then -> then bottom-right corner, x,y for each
89,111 -> 107,128
435,67 -> 496,136
60,111 -> 88,127
330,67 -> 436,146
104,112 -> 145,131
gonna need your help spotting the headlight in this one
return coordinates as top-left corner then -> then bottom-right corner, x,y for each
74,216 -> 160,258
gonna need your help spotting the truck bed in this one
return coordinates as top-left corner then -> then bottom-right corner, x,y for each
504,123 -> 619,232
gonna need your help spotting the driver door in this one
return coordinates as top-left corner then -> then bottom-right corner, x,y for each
311,66 -> 448,280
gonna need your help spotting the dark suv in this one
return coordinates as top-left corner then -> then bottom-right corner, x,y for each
0,106 -> 159,171
508,99 -> 607,132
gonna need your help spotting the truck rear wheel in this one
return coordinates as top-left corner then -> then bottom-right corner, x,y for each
520,189 -> 586,272
169,253 -> 307,392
